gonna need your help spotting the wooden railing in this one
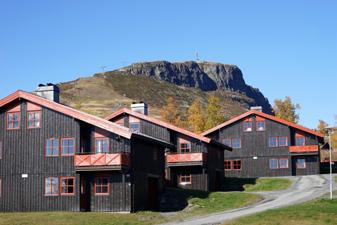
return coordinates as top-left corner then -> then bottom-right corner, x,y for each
166,153 -> 206,164
74,153 -> 130,167
289,145 -> 319,153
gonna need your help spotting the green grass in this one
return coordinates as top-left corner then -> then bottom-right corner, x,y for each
223,198 -> 337,225
0,190 -> 261,225
243,178 -> 292,192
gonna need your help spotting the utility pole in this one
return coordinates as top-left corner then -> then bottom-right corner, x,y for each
195,51 -> 199,61
329,129 -> 333,199
100,66 -> 107,74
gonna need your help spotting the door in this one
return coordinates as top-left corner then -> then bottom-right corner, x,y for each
80,175 -> 91,211
148,177 -> 159,211
291,157 -> 297,176
215,170 -> 222,191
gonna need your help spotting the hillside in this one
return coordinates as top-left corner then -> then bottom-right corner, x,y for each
59,61 -> 272,121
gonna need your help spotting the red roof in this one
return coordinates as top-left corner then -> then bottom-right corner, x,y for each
201,110 -> 324,138
106,108 -> 214,144
0,90 -> 133,139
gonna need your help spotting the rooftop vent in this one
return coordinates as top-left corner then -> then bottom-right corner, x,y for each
131,102 -> 148,115
34,83 -> 60,103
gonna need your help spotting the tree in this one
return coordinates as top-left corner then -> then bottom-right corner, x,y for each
273,96 -> 300,123
204,95 -> 226,130
160,96 -> 183,127
317,120 -> 329,136
187,99 -> 205,133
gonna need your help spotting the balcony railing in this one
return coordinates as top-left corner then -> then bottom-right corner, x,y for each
166,153 -> 206,165
74,153 -> 130,169
289,145 -> 319,153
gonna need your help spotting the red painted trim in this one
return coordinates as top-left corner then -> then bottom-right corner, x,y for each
166,153 -> 206,163
60,138 -> 75,156
6,112 -> 20,130
225,159 -> 242,170
27,110 -> 42,129
289,145 -> 319,153
256,116 -> 265,122
243,121 -> 253,132
44,177 -> 59,196
256,120 -> 266,131
94,137 -> 110,154
179,174 -> 192,184
45,138 -> 60,157
278,136 -> 288,147
201,110 -> 324,138
0,91 -> 132,139
94,177 -> 110,196
60,176 -> 75,196
178,138 -> 191,153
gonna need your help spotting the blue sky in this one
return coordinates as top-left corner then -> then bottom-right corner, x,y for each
0,0 -> 336,128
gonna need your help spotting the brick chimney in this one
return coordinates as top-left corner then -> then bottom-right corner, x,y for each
131,102 -> 148,115
34,83 -> 60,103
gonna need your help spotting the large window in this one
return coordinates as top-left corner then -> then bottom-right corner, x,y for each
243,121 -> 253,132
256,121 -> 266,131
269,159 -> 279,169
129,122 -> 140,132
296,137 -> 305,146
61,138 -> 75,156
45,177 -> 59,196
179,175 -> 192,184
296,159 -> 306,169
95,177 -> 109,195
225,160 -> 242,170
7,112 -> 20,130
61,177 -> 75,195
268,137 -> 278,147
269,136 -> 288,147
27,111 -> 41,128
95,138 -> 109,153
278,137 -> 288,147
46,139 -> 59,156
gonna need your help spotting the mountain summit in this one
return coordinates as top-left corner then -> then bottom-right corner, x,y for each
59,61 -> 272,120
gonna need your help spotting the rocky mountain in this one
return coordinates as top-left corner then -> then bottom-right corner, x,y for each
59,61 -> 272,122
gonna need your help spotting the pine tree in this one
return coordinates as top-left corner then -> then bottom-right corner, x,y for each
317,120 -> 329,136
160,96 -> 183,126
273,96 -> 300,123
187,99 -> 205,133
204,95 -> 226,130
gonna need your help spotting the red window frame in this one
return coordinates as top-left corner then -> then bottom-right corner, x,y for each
45,177 -> 59,196
224,160 -> 231,170
279,158 -> 289,169
278,136 -> 288,147
6,112 -> 20,130
243,121 -> 253,132
60,177 -> 75,196
27,111 -> 41,129
256,121 -> 266,131
179,174 -> 192,184
268,136 -> 278,147
232,160 -> 242,170
95,138 -> 109,154
94,177 -> 110,196
61,138 -> 75,156
46,138 -> 60,157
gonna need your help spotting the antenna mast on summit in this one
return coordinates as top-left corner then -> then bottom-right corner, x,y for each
100,66 -> 107,74
195,51 -> 200,61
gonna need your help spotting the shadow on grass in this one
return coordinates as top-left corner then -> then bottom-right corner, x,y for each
159,188 -> 210,212
223,177 -> 257,192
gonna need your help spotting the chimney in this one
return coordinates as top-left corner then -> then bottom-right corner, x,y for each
250,106 -> 262,112
34,83 -> 60,103
131,102 -> 148,115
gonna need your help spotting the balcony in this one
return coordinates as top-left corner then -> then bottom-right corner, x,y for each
74,153 -> 130,171
166,153 -> 207,166
289,145 -> 319,154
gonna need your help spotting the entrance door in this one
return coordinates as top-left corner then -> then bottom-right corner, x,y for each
148,177 -> 159,211
291,157 -> 297,176
80,176 -> 90,211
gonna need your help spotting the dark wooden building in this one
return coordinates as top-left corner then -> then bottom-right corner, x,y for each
202,109 -> 324,178
106,104 -> 231,192
0,88 -> 172,212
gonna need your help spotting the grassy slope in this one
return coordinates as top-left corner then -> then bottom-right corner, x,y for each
59,71 -> 250,121
0,190 -> 261,225
243,178 -> 292,192
223,198 -> 337,225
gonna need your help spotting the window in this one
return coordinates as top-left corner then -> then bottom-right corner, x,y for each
232,138 -> 241,149
61,138 -> 75,156
278,137 -> 288,147
223,139 -> 232,147
95,138 -> 109,153
224,160 -> 231,170
7,112 -> 20,129
95,177 -> 109,195
27,111 -> 41,128
129,122 -> 140,132
243,121 -> 253,132
46,139 -> 59,156
279,158 -> 289,169
180,143 -> 191,153
256,121 -> 266,131
296,159 -> 306,169
269,159 -> 279,169
45,177 -> 59,196
296,137 -> 305,146
268,137 -> 278,147
61,177 -> 75,195
233,160 -> 242,170
179,175 -> 192,184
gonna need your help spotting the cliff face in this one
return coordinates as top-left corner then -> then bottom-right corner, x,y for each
119,61 -> 272,113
